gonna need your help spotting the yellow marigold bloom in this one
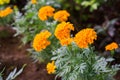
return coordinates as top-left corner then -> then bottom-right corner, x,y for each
74,28 -> 97,48
54,10 -> 70,22
46,61 -> 56,74
38,6 -> 55,21
55,22 -> 74,40
0,0 -> 4,5
60,38 -> 73,46
0,7 -> 13,17
105,42 -> 118,51
32,30 -> 51,52
31,0 -> 37,4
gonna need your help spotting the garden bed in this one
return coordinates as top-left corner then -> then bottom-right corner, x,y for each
0,0 -> 120,80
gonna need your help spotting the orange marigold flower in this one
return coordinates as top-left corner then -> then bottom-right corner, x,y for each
46,61 -> 56,74
74,28 -> 97,48
32,30 -> 51,52
54,10 -> 70,22
38,6 -> 55,21
54,22 -> 74,46
0,7 -> 13,17
105,42 -> 118,51
55,22 -> 74,40
31,0 -> 37,4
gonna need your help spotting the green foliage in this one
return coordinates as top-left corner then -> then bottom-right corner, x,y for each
59,0 -> 106,12
0,67 -> 5,80
0,64 -> 26,80
51,43 -> 119,80
75,0 -> 106,11
0,13 -> 13,26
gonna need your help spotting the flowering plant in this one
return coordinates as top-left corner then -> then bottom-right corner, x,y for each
46,28 -> 120,80
13,0 -> 72,62
12,1 -> 120,79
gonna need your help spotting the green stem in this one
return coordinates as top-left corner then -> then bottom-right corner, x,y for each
110,50 -> 115,57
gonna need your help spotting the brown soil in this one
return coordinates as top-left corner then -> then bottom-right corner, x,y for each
0,27 -> 58,80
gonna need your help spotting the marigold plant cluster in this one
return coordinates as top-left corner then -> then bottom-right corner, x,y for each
37,6 -> 98,48
46,28 -> 97,74
9,1 -> 120,80
32,5 -> 72,52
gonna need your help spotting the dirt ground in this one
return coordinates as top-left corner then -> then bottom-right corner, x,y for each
0,27 -> 120,80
